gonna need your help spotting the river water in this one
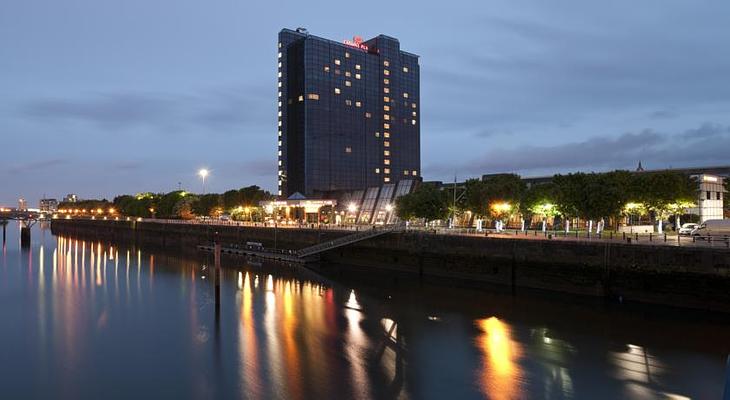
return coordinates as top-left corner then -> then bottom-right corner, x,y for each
1,223 -> 728,399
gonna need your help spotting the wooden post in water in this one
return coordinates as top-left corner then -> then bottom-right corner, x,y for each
723,355 -> 730,400
214,231 -> 221,311
20,221 -> 31,249
2,221 -> 6,244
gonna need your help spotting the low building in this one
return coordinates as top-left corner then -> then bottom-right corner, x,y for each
63,194 -> 79,203
18,198 -> 27,211
39,198 -> 58,213
687,174 -> 726,222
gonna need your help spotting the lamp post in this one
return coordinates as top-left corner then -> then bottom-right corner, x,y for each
198,169 -> 209,194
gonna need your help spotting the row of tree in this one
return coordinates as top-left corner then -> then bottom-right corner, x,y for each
397,170 -> 703,228
59,185 -> 273,219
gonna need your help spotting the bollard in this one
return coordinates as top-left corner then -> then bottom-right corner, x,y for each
635,233 -> 639,242
649,233 -> 652,242
622,232 -> 626,240
664,233 -> 667,242
610,231 -> 613,240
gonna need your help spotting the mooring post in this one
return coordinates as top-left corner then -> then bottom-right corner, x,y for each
20,221 -> 31,249
214,231 -> 221,310
2,221 -> 6,244
722,355 -> 730,400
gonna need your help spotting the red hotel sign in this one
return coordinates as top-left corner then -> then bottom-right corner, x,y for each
343,36 -> 368,51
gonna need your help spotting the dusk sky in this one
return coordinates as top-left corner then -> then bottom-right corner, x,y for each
2,0 -> 729,206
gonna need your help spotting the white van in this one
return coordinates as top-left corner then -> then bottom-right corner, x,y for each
692,219 -> 730,237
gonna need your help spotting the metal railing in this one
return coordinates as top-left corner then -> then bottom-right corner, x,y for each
297,223 -> 406,258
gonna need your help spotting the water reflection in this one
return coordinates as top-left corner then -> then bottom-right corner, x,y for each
0,227 -> 726,399
476,317 -> 523,399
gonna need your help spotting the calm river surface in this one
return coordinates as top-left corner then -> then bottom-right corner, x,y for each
1,223 -> 728,399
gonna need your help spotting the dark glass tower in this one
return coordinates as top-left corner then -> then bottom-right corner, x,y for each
277,28 -> 420,198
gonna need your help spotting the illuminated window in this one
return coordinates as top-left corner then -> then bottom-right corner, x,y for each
383,60 -> 390,67
278,170 -> 282,176
384,150 -> 390,156
384,141 -> 390,147
384,105 -> 390,111
384,96 -> 390,102
278,42 -> 282,48
335,59 -> 341,65
278,72 -> 282,78
298,95 -> 303,102
278,52 -> 282,58
345,146 -> 352,153
345,99 -> 352,106
345,71 -> 351,77
278,62 -> 282,68
412,103 -> 417,108
384,87 -> 390,94
278,150 -> 282,156
334,88 -> 341,94
278,130 -> 282,137
278,190 -> 282,196
278,91 -> 281,97
355,64 -> 361,70
278,140 -> 282,146
278,81 -> 282,87
403,66 -> 409,72
412,111 -> 417,116
307,93 -> 320,100
355,101 -> 361,107
383,132 -> 390,138
384,168 -> 390,173
324,66 -> 330,72
345,52 -> 350,58
384,69 -> 390,76
384,177 -> 390,182
404,170 -> 409,175
412,119 -> 416,125
278,111 -> 282,117
355,73 -> 361,79
345,81 -> 351,87
278,121 -> 282,127
375,168 -> 380,174
374,132 -> 380,138
278,160 -> 282,166
278,101 -> 282,107
384,78 -> 390,84
403,92 -> 409,98
365,112 -> 371,118
384,123 -> 390,129
384,114 -> 390,120
412,170 -> 417,176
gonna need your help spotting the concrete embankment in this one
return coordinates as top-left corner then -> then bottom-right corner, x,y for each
51,219 -> 730,312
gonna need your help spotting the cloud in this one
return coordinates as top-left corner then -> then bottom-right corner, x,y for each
18,84 -> 274,134
427,123 -> 730,177
6,159 -> 69,174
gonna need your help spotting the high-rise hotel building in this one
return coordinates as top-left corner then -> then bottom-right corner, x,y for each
276,28 -> 420,198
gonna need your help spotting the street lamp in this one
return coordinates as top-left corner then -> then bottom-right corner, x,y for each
198,169 -> 209,194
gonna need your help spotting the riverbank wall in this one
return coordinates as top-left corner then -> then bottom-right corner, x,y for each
51,219 -> 730,312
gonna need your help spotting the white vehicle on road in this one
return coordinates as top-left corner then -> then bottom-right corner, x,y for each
691,220 -> 730,237
678,223 -> 700,236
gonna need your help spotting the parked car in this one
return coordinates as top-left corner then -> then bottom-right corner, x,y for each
219,214 -> 231,221
678,223 -> 700,235
691,220 -> 730,237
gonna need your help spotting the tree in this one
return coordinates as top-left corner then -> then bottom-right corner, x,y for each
173,195 -> 198,220
520,182 -> 560,227
395,184 -> 449,222
553,171 -> 633,231
638,171 -> 696,229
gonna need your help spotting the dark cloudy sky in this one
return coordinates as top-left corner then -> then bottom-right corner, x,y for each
2,0 -> 729,205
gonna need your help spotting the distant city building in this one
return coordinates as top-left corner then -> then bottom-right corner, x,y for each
277,28 -> 421,198
63,194 -> 79,203
18,198 -> 27,211
39,198 -> 58,213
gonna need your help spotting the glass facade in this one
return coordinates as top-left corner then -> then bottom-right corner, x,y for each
277,28 -> 420,198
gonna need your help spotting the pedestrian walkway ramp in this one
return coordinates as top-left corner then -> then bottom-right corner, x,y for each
297,223 -> 405,259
